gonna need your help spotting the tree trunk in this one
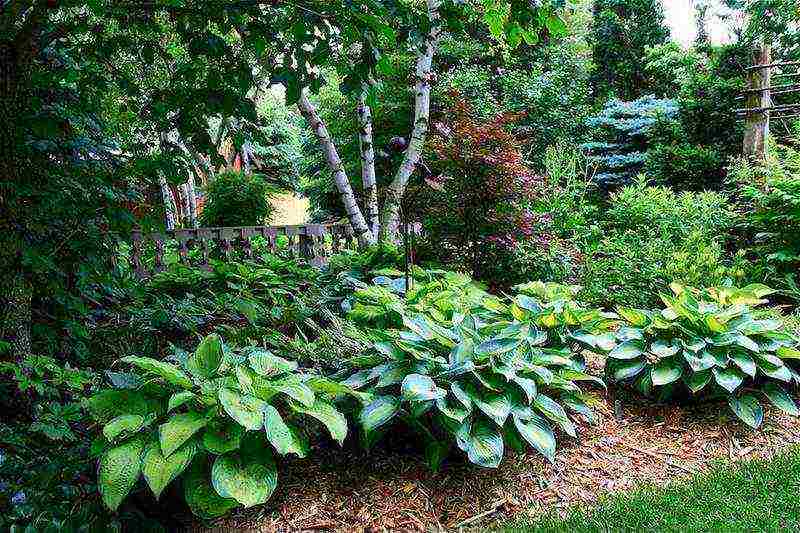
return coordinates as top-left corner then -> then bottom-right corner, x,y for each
379,0 -> 441,241
743,44 -> 771,160
358,87 -> 379,239
159,174 -> 177,231
186,173 -> 198,228
297,92 -> 375,244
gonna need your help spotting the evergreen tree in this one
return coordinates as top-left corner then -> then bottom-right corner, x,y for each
590,0 -> 671,101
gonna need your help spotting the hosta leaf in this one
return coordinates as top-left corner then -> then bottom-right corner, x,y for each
291,399 -> 347,445
263,405 -> 308,457
608,340 -> 643,360
561,394 -> 596,424
203,419 -> 244,454
375,362 -> 410,388
512,375 -> 537,403
682,338 -> 707,352
475,337 -> 521,357
84,391 -> 151,423
616,307 -> 649,326
731,353 -> 757,378
183,461 -> 238,519
360,396 -> 401,433
103,414 -> 144,442
762,364 -> 793,382
650,340 -> 680,358
187,334 -> 223,379
98,436 -> 145,511
734,334 -> 760,353
683,351 -> 716,372
728,395 -> 764,429
610,359 -> 645,381
464,419 -> 504,468
142,438 -> 196,499
424,440 -> 450,472
401,374 -> 445,402
533,394 -> 575,438
121,356 -> 193,389
713,367 -> 744,393
683,369 -> 712,393
777,346 -> 800,359
168,391 -> 197,412
559,369 -> 606,390
159,412 -> 208,457
451,382 -> 473,410
211,449 -> 277,507
570,330 -> 601,348
248,349 -> 298,377
471,391 -> 511,427
615,328 -> 643,343
270,378 -> 315,408
219,388 -> 267,431
650,359 -> 683,386
513,413 -> 556,462
436,396 -> 470,423
762,383 -> 799,415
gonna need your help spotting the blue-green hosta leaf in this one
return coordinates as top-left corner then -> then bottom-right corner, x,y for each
561,394 -> 596,424
270,377 -> 315,408
512,375 -> 538,403
475,337 -> 522,357
570,330 -> 602,348
360,396 -> 401,433
527,328 -> 549,347
683,351 -> 716,372
401,374 -> 445,402
98,436 -> 145,511
211,449 -> 277,508
121,356 -> 193,389
291,399 -> 347,445
451,382 -> 473,410
558,369 -> 606,390
756,352 -> 785,370
650,359 -> 683,386
142,438 -> 196,499
683,369 -> 712,393
403,314 -> 435,340
374,341 -> 403,359
608,340 -> 643,360
168,391 -> 197,413
728,395 -> 764,429
650,340 -> 680,358
731,353 -> 757,378
470,391 -> 511,427
183,461 -> 238,519
219,388 -> 267,431
449,339 -> 475,364
734,334 -> 761,353
777,346 -> 800,359
436,396 -> 470,423
203,419 -> 244,454
615,328 -> 643,343
762,383 -> 799,415
373,362 -> 410,388
762,364 -> 793,382
247,349 -> 298,377
464,419 -> 504,468
515,294 -> 542,314
682,338 -> 707,353
263,405 -> 308,457
513,413 -> 555,462
533,394 -> 575,438
105,371 -> 143,390
610,359 -> 646,381
187,334 -> 223,379
710,350 -> 729,367
436,359 -> 476,380
159,412 -> 208,457
103,414 -> 145,442
712,367 -> 744,393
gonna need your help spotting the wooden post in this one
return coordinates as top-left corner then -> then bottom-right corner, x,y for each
744,44 -> 772,160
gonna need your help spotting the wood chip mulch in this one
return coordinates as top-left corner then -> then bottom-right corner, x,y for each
198,391 -> 800,533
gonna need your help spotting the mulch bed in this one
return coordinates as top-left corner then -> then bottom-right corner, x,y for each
198,390 -> 800,532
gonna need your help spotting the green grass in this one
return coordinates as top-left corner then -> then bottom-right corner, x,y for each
505,448 -> 800,532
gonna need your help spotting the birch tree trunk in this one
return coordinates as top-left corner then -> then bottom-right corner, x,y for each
185,173 -> 198,228
358,87 -> 379,239
379,0 -> 441,241
297,92 -> 375,244
159,174 -> 177,231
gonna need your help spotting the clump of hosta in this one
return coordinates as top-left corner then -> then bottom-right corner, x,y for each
85,334 -> 361,518
345,279 -> 614,469
593,283 -> 800,428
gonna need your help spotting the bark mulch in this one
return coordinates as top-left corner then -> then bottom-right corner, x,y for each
201,392 -> 800,532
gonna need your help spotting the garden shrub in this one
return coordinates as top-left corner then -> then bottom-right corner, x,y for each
86,334 -> 361,518
343,275 -> 612,469
199,171 -> 276,227
594,283 -> 800,429
645,142 -> 727,191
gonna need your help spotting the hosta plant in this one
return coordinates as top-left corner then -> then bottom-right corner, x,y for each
85,334 -> 361,518
595,283 -> 800,428
344,278 -> 613,469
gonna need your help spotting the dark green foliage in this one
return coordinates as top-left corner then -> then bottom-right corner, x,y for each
507,448 -> 800,532
199,171 -> 276,227
590,0 -> 670,100
645,142 -> 727,191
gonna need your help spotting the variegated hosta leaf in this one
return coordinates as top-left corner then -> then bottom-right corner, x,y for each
360,396 -> 401,433
159,411 -> 208,457
218,388 -> 267,431
650,359 -> 682,386
513,412 -> 556,462
290,398 -> 347,445
462,419 -> 504,468
211,448 -> 277,508
400,374 -> 445,402
263,405 -> 308,457
728,395 -> 764,429
762,383 -> 799,415
187,334 -> 223,379
121,356 -> 193,389
608,340 -> 643,360
248,349 -> 298,377
103,414 -> 145,442
533,393 -> 575,438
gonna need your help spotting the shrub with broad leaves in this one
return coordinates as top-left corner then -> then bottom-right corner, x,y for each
85,334 -> 361,518
593,283 -> 800,428
343,277 -> 613,469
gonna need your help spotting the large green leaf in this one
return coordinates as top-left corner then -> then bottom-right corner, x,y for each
268,377 -> 315,408
159,411 -> 208,457
470,390 -> 511,427
121,356 -> 193,389
263,405 -> 308,457
247,349 -> 298,377
474,337 -> 522,357
98,436 -> 145,511
513,413 -> 555,462
533,393 -> 575,438
728,394 -> 764,429
291,398 -> 347,445
713,367 -> 744,393
142,438 -> 197,499
360,396 -> 401,433
168,391 -> 197,412
610,359 -> 645,381
608,340 -> 643,360
731,353 -> 757,377
187,334 -> 224,378
183,460 -> 238,519
400,374 -> 445,402
103,414 -> 144,442
762,383 -> 800,416
219,388 -> 267,431
84,390 -> 150,423
683,350 -> 716,372
436,396 -> 470,422
684,369 -> 712,393
203,419 -> 244,454
650,359 -> 683,386
463,419 -> 504,468
650,340 -> 680,358
211,449 -> 278,508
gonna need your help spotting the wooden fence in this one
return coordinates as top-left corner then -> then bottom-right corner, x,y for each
130,222 -> 359,278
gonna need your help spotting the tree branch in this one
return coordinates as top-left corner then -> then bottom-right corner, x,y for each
358,85 -> 379,239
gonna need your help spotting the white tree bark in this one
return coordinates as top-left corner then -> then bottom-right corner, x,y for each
358,86 -> 379,239
185,172 -> 198,228
159,173 -> 177,231
379,0 -> 441,241
297,91 -> 375,244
